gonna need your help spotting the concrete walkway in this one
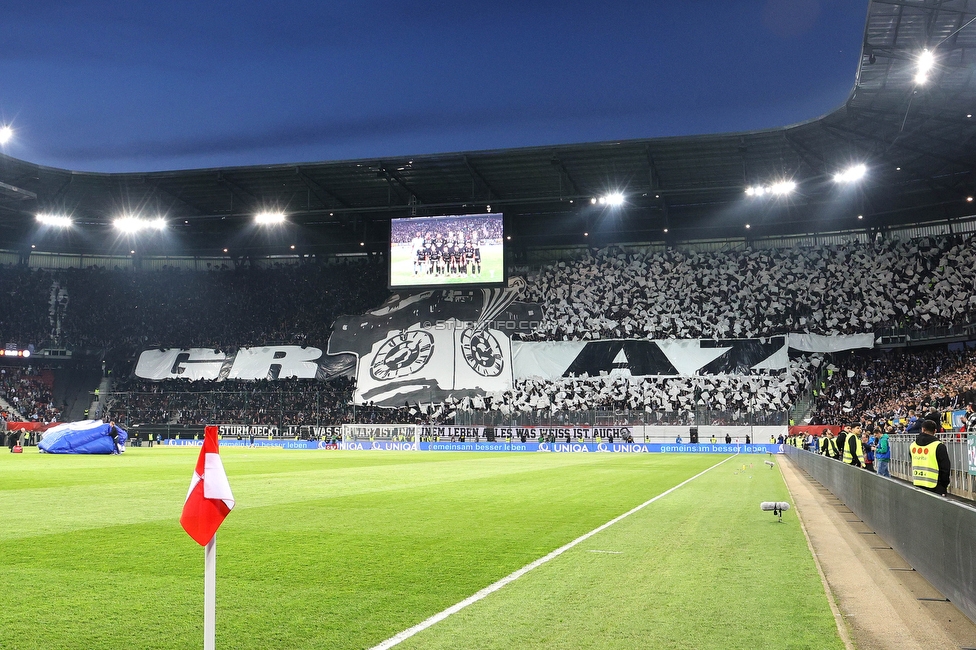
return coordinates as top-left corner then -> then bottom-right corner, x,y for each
780,457 -> 976,650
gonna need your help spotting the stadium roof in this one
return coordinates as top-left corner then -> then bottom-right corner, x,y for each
2,0 -> 976,258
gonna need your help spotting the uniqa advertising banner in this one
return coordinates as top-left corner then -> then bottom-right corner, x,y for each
341,440 -> 783,454
165,437 -> 782,453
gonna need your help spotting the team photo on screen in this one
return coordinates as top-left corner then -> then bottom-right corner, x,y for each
389,213 -> 504,288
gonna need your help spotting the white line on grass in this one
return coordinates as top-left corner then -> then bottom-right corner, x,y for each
369,454 -> 737,650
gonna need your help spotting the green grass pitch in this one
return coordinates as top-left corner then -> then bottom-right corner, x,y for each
0,448 -> 844,649
389,244 -> 505,287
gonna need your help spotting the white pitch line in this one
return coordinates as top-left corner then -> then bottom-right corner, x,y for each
368,453 -> 736,650
588,550 -> 623,554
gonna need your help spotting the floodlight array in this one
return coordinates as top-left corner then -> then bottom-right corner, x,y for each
36,213 -> 73,227
745,180 -> 796,197
833,164 -> 867,184
591,193 -> 626,206
915,49 -> 935,85
114,216 -> 166,233
255,211 -> 286,225
0,126 -> 12,144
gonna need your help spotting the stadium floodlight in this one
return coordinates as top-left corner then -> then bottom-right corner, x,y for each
22,349 -> 30,358
36,213 -> 73,227
833,163 -> 867,184
915,49 -> 935,85
255,211 -> 286,225
114,216 -> 166,233
594,193 -> 624,206
0,125 -> 12,144
746,181 -> 794,197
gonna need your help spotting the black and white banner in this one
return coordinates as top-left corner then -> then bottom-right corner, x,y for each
134,345 -> 336,381
132,280 -> 874,407
328,280 -> 542,405
512,337 -> 791,380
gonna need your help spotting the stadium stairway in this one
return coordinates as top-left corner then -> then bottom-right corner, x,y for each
790,393 -> 815,425
0,394 -> 25,421
54,360 -> 106,421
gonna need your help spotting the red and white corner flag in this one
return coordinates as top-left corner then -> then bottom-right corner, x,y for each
180,425 -> 235,545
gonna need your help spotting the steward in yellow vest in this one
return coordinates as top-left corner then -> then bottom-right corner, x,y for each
820,433 -> 839,459
843,426 -> 863,466
911,420 -> 950,495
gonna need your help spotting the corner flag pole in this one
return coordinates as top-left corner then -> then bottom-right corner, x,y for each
180,425 -> 234,650
204,535 -> 217,650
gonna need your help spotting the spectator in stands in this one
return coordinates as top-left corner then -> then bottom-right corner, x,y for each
862,431 -> 875,472
875,428 -> 891,477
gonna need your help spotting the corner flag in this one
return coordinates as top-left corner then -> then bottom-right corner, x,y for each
180,425 -> 235,545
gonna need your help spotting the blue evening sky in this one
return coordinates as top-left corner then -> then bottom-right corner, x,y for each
0,1 -> 867,172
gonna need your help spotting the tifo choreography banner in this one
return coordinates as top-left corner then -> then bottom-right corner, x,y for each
133,281 -> 874,406
328,280 -> 540,405
512,338 -> 790,380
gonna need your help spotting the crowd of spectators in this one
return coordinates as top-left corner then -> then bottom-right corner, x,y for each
59,259 -> 389,350
443,357 -> 815,419
2,234 -> 976,351
9,234 -> 976,427
520,236 -> 976,341
0,266 -> 58,349
390,215 -> 503,244
0,366 -> 61,423
809,345 -> 976,427
104,376 -> 453,427
0,258 -> 389,352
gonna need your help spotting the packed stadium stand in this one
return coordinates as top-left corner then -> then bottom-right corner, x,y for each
0,0 -> 974,440
2,233 -> 975,351
1,227 -> 976,430
808,345 -> 976,427
0,365 -> 61,423
0,229 -> 968,430
103,377 -> 442,428
520,235 -> 976,341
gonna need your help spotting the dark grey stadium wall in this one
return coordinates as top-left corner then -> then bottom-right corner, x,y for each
784,447 -> 976,626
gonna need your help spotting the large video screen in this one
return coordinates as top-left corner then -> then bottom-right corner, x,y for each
389,213 -> 505,289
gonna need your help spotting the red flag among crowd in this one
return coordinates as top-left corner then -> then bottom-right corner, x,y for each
180,425 -> 235,545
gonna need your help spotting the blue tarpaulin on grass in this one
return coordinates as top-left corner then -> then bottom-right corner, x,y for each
38,420 -> 129,454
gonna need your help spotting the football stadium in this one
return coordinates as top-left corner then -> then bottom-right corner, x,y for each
4,2 -> 976,649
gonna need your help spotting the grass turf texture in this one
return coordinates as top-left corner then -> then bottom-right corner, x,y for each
0,449 -> 843,650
